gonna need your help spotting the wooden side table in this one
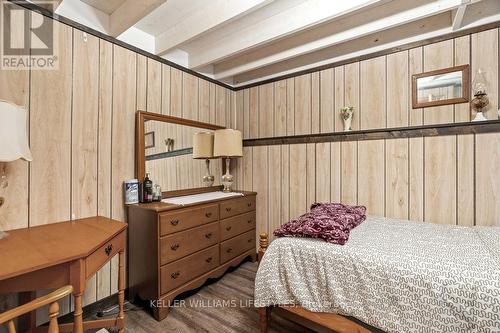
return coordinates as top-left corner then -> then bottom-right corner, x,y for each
0,216 -> 127,333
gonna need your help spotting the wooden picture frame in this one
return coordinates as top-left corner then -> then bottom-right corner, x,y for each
144,131 -> 155,149
412,65 -> 470,109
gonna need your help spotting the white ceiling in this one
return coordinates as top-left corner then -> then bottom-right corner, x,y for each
80,0 -> 126,15
52,0 -> 500,87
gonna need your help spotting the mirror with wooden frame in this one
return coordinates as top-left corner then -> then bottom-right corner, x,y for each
412,65 -> 470,108
136,111 -> 225,196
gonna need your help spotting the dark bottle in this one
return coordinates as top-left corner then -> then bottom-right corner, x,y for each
143,173 -> 153,203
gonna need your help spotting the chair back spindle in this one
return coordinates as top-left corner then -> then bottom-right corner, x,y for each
0,286 -> 73,333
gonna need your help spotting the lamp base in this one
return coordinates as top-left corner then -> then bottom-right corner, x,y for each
472,111 -> 488,122
202,159 -> 214,187
221,158 -> 234,192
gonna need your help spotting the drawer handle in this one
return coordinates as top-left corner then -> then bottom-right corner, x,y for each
247,220 -> 252,224
104,244 -> 113,256
248,239 -> 252,243
226,207 -> 231,212
205,212 -> 212,218
226,226 -> 232,231
170,219 -> 179,226
226,248 -> 232,253
205,233 -> 213,239
170,243 -> 180,251
247,202 -> 252,207
205,257 -> 213,263
171,271 -> 180,279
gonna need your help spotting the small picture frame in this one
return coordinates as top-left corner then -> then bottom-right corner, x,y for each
412,65 -> 470,109
144,131 -> 155,149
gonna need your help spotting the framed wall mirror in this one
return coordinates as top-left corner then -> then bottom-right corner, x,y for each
412,65 -> 470,108
136,111 -> 225,196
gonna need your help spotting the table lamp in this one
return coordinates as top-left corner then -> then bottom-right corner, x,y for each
0,100 -> 33,239
213,129 -> 242,192
193,132 -> 215,187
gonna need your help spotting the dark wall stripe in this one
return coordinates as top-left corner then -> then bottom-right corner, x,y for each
242,120 -> 500,147
145,147 -> 193,161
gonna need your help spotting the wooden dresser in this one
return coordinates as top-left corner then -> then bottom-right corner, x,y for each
127,191 -> 257,320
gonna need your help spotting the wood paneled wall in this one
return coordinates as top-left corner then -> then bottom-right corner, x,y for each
0,5 -> 234,313
234,29 -> 500,241
0,4 -> 499,317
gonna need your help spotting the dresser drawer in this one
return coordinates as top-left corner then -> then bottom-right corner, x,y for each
160,222 -> 219,265
219,196 -> 256,219
220,230 -> 255,264
86,231 -> 126,278
160,245 -> 219,294
160,203 -> 219,235
220,211 -> 256,241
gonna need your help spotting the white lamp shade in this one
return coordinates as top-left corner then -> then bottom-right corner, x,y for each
0,100 -> 32,162
213,129 -> 242,158
193,132 -> 214,159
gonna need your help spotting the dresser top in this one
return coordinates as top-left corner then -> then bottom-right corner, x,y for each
129,190 -> 256,212
0,216 -> 127,280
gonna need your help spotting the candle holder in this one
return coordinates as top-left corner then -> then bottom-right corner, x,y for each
471,69 -> 489,122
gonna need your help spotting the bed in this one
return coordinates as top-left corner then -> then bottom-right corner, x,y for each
255,216 -> 500,333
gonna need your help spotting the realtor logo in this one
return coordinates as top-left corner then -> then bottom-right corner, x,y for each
1,1 -> 58,69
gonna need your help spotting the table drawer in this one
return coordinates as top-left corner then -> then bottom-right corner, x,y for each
160,245 -> 219,294
220,230 -> 255,264
160,203 -> 218,235
160,222 -> 219,265
219,196 -> 256,219
86,231 -> 125,278
220,211 -> 256,241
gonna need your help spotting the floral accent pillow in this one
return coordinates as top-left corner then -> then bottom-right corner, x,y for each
273,203 -> 366,245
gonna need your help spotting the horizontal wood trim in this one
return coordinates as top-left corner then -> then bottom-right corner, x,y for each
242,120 -> 500,147
9,0 -> 500,92
138,111 -> 225,130
146,147 -> 193,161
7,0 -> 234,91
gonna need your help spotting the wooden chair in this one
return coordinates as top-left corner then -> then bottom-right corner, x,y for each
0,286 -> 74,333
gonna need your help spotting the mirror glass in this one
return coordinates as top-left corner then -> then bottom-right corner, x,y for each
416,70 -> 463,104
144,120 -> 222,191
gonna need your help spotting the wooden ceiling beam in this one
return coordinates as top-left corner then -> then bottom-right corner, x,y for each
452,0 -> 471,30
214,0 -> 464,80
155,0 -> 271,56
109,0 -> 166,37
188,0 -> 388,69
31,0 -> 63,12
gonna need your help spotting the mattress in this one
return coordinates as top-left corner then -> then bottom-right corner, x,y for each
254,216 -> 500,333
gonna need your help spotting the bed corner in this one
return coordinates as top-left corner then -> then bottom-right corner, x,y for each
258,233 -> 269,264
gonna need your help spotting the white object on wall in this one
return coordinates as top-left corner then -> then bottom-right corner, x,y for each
0,100 -> 32,238
0,100 -> 32,162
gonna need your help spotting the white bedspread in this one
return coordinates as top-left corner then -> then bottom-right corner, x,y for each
254,217 -> 500,333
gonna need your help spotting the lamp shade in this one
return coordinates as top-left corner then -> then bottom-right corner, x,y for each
213,129 -> 242,158
0,100 -> 32,162
193,132 -> 214,159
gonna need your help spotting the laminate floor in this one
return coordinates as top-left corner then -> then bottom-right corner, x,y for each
122,261 -> 313,333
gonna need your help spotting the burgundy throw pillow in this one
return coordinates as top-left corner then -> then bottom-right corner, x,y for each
273,202 -> 366,245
